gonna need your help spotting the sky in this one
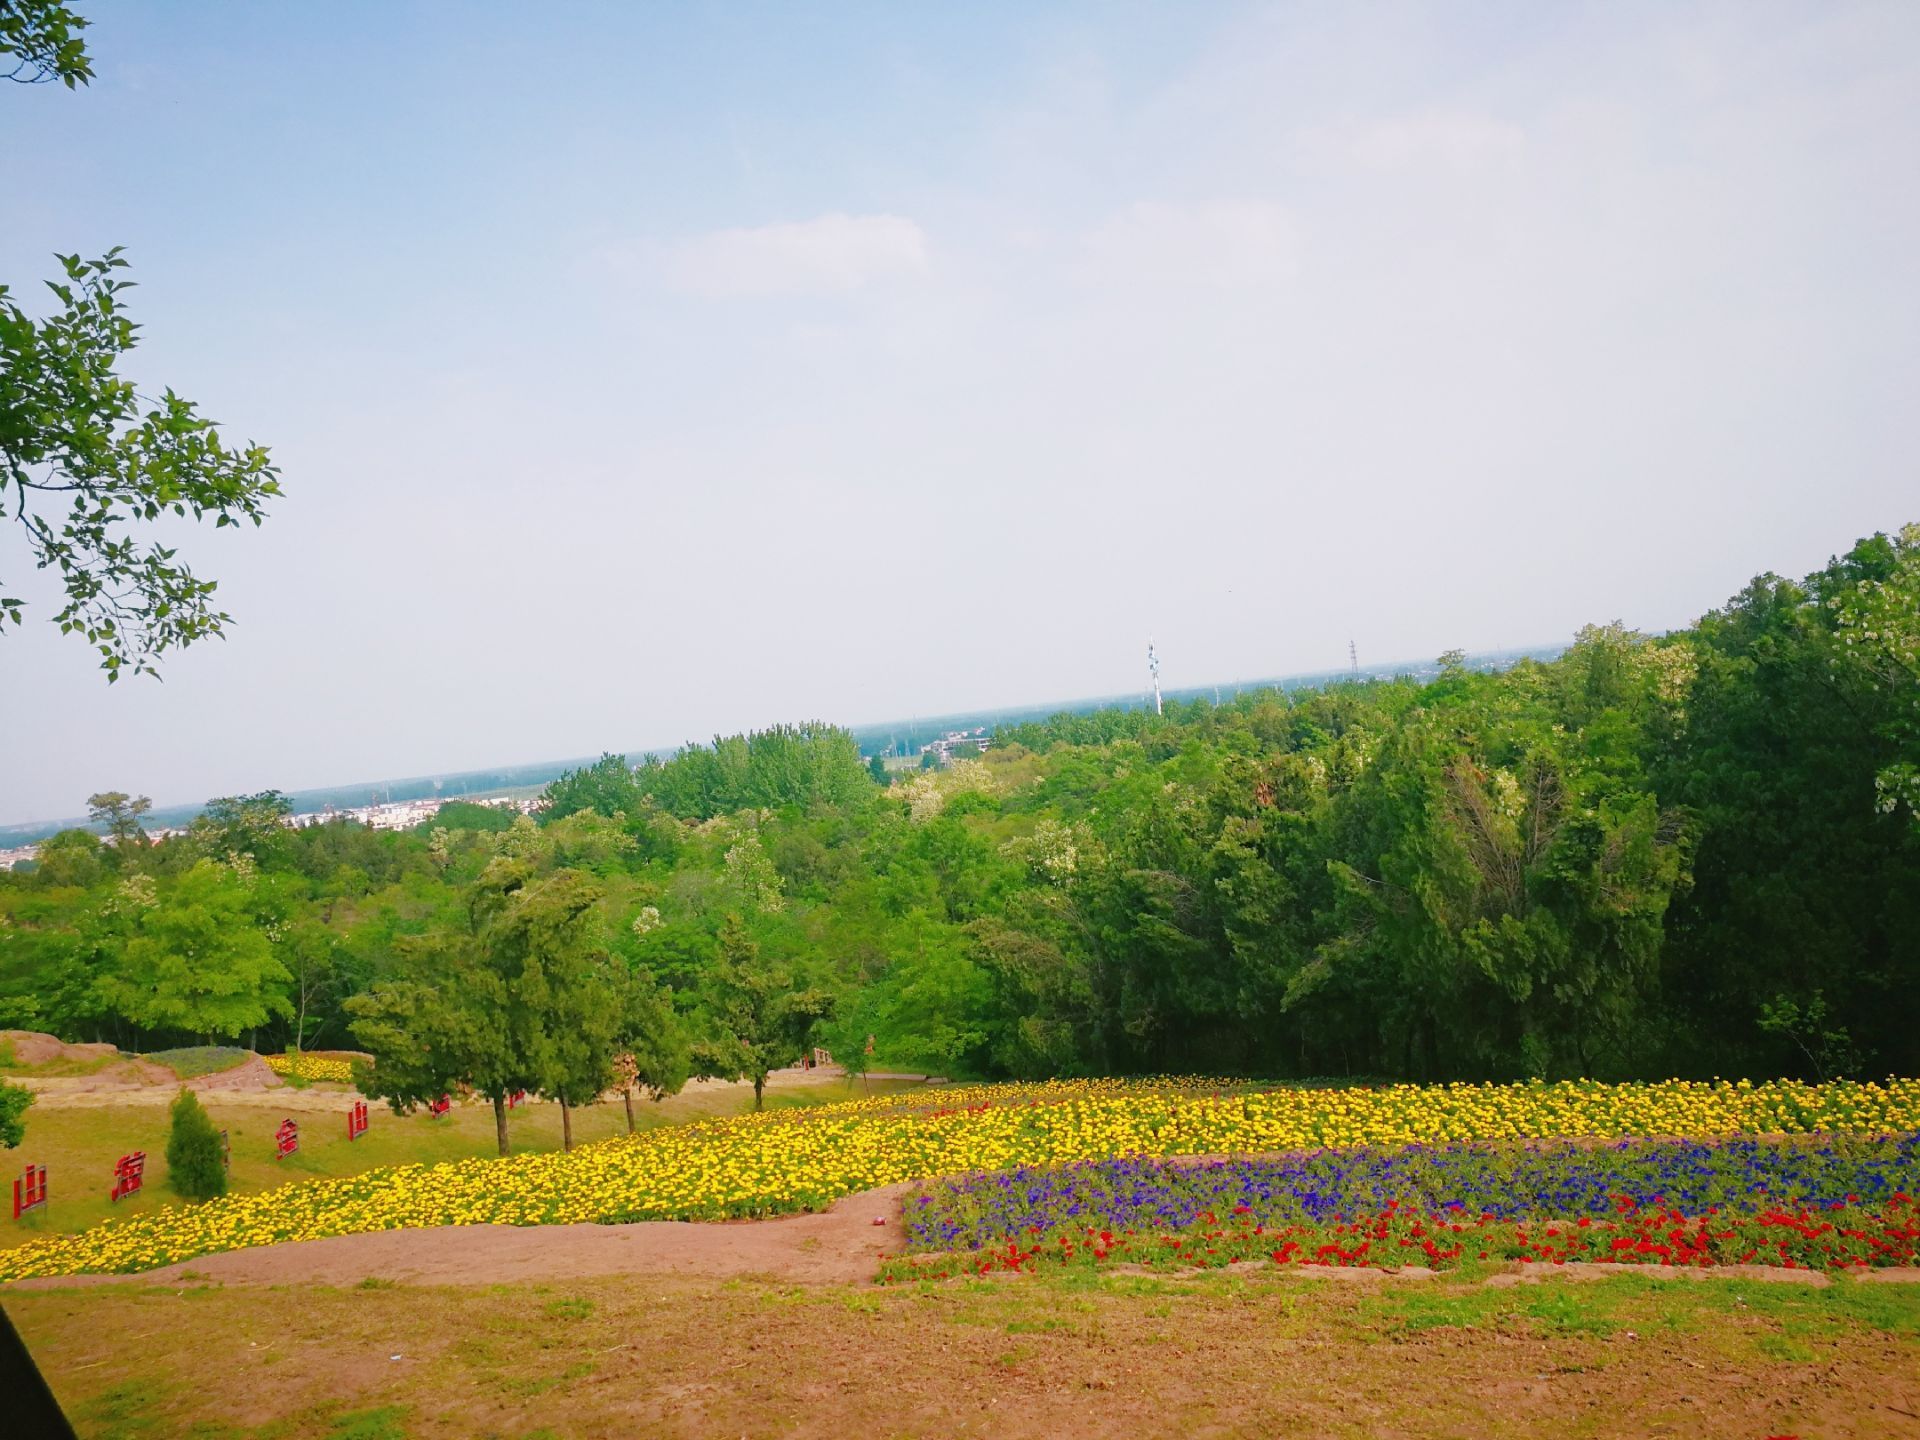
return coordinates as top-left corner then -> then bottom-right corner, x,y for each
3,1 -> 1917,824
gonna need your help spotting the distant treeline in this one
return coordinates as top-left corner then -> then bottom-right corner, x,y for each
2,523 -> 1913,1091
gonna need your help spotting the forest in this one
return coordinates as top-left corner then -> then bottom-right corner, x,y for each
2,522 -> 1914,1102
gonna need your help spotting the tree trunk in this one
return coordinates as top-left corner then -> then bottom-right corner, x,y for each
753,1074 -> 765,1110
623,1087 -> 636,1134
493,1093 -> 510,1157
560,1098 -> 573,1152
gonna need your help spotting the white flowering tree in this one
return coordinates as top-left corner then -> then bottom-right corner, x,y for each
1827,521 -> 1920,822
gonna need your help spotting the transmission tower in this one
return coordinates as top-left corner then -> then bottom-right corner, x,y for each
1147,640 -> 1163,716
1349,638 -> 1359,677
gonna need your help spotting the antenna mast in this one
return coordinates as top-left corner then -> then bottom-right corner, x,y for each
1148,640 -> 1163,716
1349,638 -> 1359,677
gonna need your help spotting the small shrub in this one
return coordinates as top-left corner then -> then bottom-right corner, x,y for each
0,1078 -> 31,1148
166,1088 -> 227,1201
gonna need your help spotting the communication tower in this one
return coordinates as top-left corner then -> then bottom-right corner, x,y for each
1349,638 -> 1359,677
1148,640 -> 1163,716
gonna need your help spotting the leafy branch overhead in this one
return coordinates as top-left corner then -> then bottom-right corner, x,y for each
0,0 -> 93,88
0,250 -> 283,678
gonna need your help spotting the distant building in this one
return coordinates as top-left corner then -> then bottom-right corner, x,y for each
923,728 -> 991,766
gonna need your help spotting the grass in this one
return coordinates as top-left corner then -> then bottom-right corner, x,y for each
0,1049 -> 122,1079
136,1048 -> 253,1080
0,1076 -> 925,1250
9,1269 -> 1919,1439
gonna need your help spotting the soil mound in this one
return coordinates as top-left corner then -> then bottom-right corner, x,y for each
188,1054 -> 283,1091
0,1030 -> 121,1067
2,1031 -> 283,1090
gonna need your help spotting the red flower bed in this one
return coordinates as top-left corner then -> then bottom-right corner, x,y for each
877,1194 -> 1920,1282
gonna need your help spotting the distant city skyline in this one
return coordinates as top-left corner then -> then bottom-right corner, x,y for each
5,2 -> 1916,825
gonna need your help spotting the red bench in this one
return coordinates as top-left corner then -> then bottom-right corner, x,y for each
12,1164 -> 47,1219
110,1152 -> 145,1202
428,1093 -> 452,1120
274,1118 -> 299,1159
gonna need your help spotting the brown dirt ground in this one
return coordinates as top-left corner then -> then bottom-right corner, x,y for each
8,1182 -> 918,1291
9,1266 -> 1920,1440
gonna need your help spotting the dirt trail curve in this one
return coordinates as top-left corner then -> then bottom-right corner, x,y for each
6,1183 -> 917,1291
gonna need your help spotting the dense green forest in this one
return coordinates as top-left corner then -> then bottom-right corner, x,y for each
3,523 -> 1914,1093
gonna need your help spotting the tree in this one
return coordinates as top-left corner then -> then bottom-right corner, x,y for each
1,247 -> 284,679
1,0 -> 92,87
87,791 -> 151,849
610,965 -> 690,1132
94,861 -> 292,1041
0,1078 -> 31,1148
691,914 -> 833,1109
280,920 -> 340,1054
1825,522 -> 1920,823
27,826 -> 108,887
192,791 -> 294,863
6,7 -> 283,679
164,1087 -> 226,1200
540,753 -> 643,822
508,869 -> 621,1152
349,861 -> 623,1156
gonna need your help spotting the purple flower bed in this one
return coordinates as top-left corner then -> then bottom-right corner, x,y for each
900,1133 -> 1920,1251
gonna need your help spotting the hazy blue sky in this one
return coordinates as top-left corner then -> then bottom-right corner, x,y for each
4,1 -> 1917,824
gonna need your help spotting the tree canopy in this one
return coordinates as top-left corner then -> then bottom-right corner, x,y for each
2,521 -> 1914,1097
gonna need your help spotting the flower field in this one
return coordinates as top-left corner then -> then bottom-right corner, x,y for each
2,1075 -> 1917,1282
882,1135 -> 1920,1280
260,1052 -> 355,1083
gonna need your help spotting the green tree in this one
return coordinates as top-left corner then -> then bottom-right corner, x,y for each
0,1077 -> 31,1148
540,753 -> 643,822
511,870 -> 620,1151
95,861 -> 292,1041
691,914 -> 833,1109
192,791 -> 294,863
27,826 -> 109,887
1,0 -> 92,87
164,1087 -> 226,1200
280,919 -> 340,1055
4,10 -> 281,678
349,861 -> 622,1155
87,790 -> 150,849
611,966 -> 689,1133
0,251 -> 283,678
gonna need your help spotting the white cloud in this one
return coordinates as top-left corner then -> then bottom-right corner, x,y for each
665,213 -> 929,297
1075,201 -> 1299,290
1297,110 -> 1526,174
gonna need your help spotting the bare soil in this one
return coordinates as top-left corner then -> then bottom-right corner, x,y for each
9,1181 -> 917,1291
9,1265 -> 1920,1440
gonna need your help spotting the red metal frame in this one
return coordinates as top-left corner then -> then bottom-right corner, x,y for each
428,1093 -> 451,1119
274,1118 -> 299,1159
12,1164 -> 47,1220
347,1101 -> 369,1141
109,1152 -> 145,1202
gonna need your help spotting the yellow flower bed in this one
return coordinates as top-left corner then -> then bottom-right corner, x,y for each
261,1053 -> 355,1084
2,1075 -> 1914,1282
